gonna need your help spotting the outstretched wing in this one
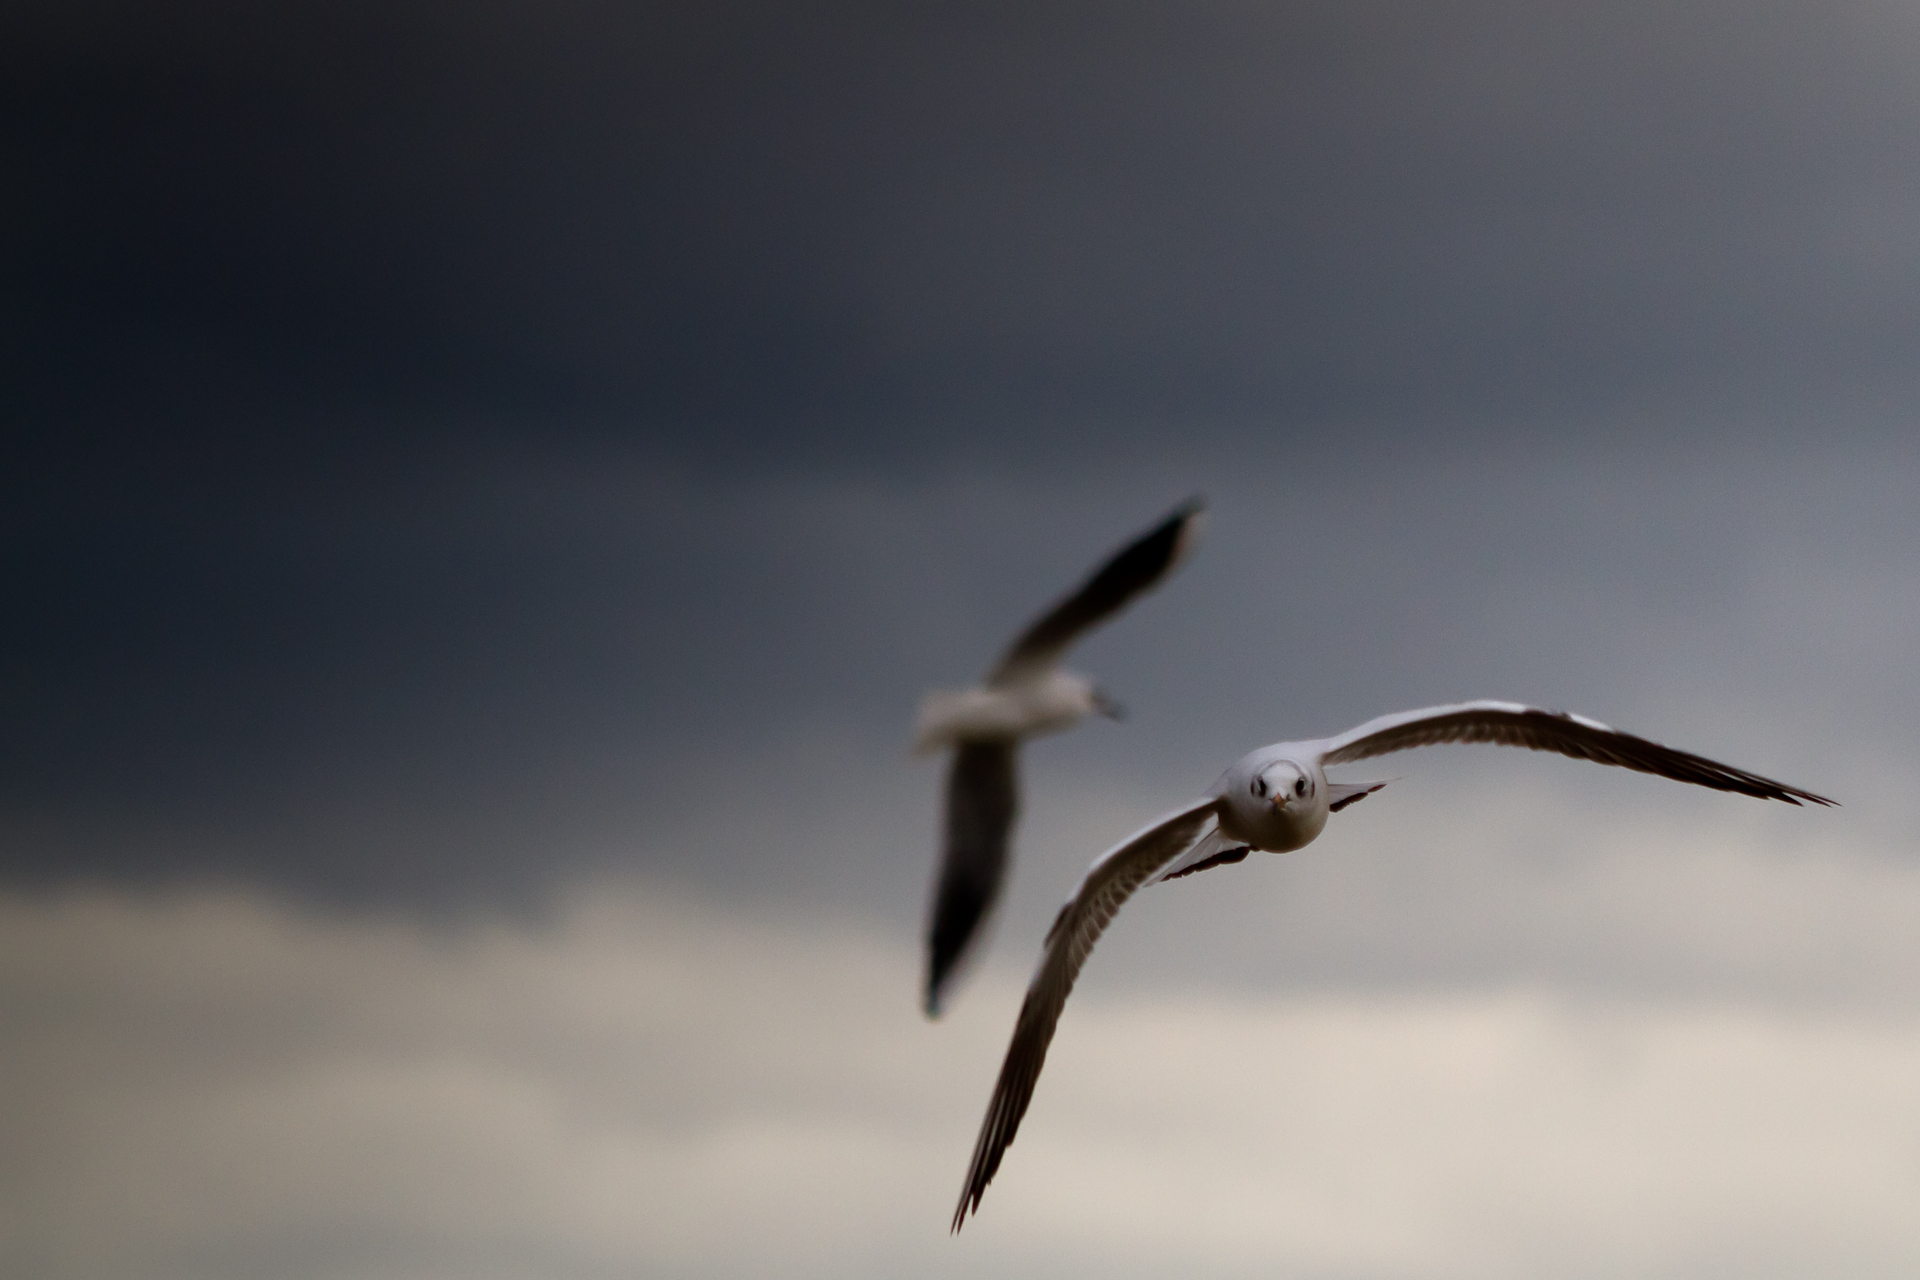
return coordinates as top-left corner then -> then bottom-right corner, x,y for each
951,797 -> 1223,1231
925,742 -> 1020,1017
1320,701 -> 1835,806
988,498 -> 1204,686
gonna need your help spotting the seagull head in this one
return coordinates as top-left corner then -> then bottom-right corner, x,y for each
1217,753 -> 1328,852
1251,762 -> 1312,812
1089,686 -> 1126,721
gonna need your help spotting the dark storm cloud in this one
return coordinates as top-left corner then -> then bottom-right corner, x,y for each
11,0 -> 1920,461
6,434 -> 1911,914
5,0 -> 1916,905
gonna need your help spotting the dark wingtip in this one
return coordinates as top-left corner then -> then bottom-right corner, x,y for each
925,940 -> 975,1019
951,1176 -> 981,1233
1164,496 -> 1206,568
923,954 -> 955,1019
1168,496 -> 1206,541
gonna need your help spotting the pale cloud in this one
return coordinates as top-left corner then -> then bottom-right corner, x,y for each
4,855 -> 1919,1280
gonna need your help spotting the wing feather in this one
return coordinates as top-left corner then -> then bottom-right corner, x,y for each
925,742 -> 1020,1017
951,798 -> 1222,1230
1320,701 -> 1834,806
988,498 -> 1203,685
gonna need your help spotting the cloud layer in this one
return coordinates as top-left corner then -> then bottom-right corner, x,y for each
5,854 -> 1918,1279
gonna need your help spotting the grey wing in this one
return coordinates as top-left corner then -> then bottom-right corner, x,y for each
1320,701 -> 1835,806
987,498 -> 1204,686
951,798 -> 1223,1231
925,742 -> 1020,1018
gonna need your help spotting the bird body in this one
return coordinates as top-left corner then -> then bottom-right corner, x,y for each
950,699 -> 1834,1230
912,670 -> 1105,756
919,499 -> 1204,1016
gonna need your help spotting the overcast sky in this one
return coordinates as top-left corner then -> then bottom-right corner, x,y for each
5,3 -> 1920,1277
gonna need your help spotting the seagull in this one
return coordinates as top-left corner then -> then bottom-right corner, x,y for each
950,700 -> 1834,1230
914,498 -> 1206,1018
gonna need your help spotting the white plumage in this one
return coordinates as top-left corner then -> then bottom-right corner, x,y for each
917,499 -> 1204,1017
951,700 -> 1834,1230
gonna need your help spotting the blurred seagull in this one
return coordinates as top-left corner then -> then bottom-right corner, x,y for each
915,498 -> 1206,1018
951,700 -> 1834,1230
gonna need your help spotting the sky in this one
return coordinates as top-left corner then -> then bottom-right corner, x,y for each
5,2 -> 1920,1276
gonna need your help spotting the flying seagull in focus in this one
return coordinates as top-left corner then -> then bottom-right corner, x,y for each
914,498 -> 1205,1018
950,700 -> 1834,1230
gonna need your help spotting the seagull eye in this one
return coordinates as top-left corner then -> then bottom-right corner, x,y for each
1250,777 -> 1267,798
1294,777 -> 1307,796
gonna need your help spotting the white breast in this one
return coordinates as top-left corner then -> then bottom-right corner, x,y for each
912,672 -> 1097,754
